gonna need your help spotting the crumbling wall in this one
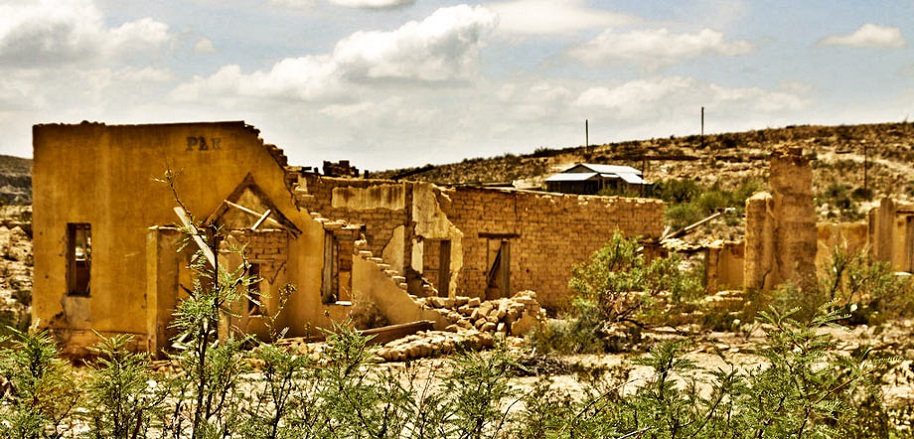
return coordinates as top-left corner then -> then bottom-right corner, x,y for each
440,187 -> 664,309
744,148 -> 817,292
296,174 -> 664,309
33,122 -> 315,356
705,241 -> 745,293
868,197 -> 914,272
297,174 -> 410,261
816,222 -> 869,269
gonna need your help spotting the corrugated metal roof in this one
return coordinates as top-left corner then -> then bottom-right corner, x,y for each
547,163 -> 647,184
618,172 -> 646,184
573,164 -> 642,176
545,172 -> 598,182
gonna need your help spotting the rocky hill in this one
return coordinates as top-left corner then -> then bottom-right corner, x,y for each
0,155 -> 31,205
377,122 -> 914,203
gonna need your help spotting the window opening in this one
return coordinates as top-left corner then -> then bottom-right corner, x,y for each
322,232 -> 353,304
67,223 -> 91,296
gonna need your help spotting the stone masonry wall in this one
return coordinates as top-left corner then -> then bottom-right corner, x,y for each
438,187 -> 664,309
297,174 -> 409,259
744,148 -> 817,292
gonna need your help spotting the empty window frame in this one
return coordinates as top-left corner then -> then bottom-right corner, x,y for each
322,231 -> 353,304
67,223 -> 91,296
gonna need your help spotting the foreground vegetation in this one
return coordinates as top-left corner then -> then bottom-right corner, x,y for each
3,234 -> 914,438
3,304 -> 912,438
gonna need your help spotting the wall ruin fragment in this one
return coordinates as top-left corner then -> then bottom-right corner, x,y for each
744,148 -> 817,292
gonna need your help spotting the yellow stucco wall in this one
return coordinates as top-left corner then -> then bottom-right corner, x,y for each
32,121 -> 325,354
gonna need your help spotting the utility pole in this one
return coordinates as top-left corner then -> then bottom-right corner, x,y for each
585,119 -> 589,152
701,107 -> 705,137
863,141 -> 869,195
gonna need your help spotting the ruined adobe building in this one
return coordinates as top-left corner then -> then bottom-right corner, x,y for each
743,147 -> 818,292
33,121 -> 663,355
706,147 -> 906,295
868,197 -> 914,273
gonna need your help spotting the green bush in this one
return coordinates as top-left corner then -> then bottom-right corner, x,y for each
0,326 -> 80,438
532,232 -> 705,354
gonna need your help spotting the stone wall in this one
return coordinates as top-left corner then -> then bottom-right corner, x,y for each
869,197 -> 914,272
295,174 -> 664,309
439,187 -> 664,308
744,148 -> 817,292
816,222 -> 868,270
705,241 -> 745,293
296,174 -> 410,261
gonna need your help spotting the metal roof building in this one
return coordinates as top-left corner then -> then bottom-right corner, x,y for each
545,163 -> 648,195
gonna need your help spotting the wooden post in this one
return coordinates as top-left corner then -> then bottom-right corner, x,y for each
864,141 -> 869,194
585,119 -> 589,151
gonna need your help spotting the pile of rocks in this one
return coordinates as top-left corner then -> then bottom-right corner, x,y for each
418,290 -> 545,337
375,329 -> 495,361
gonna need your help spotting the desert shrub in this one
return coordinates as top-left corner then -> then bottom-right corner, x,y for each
665,202 -> 704,230
533,232 -> 704,354
85,333 -> 167,438
559,304 -> 902,438
0,326 -> 80,438
655,177 -> 762,229
444,345 -> 516,439
696,190 -> 729,216
652,178 -> 702,203
820,245 -> 914,324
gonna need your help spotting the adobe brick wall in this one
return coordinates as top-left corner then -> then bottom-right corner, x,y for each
744,148 -> 817,292
296,174 -> 664,309
297,174 -> 410,258
439,187 -> 664,309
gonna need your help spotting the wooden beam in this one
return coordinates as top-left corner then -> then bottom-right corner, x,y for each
250,209 -> 272,231
173,207 -> 216,268
224,200 -> 284,227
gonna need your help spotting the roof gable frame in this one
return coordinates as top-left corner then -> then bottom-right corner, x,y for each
204,173 -> 301,237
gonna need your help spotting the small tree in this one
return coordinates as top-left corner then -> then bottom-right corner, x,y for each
0,326 -> 80,439
85,333 -> 167,439
568,232 -> 701,327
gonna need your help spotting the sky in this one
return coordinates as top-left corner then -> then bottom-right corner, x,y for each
1,0 -> 913,171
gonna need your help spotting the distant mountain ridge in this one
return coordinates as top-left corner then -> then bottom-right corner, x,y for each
0,155 -> 31,205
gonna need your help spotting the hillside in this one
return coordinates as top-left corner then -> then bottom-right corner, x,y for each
377,122 -> 914,196
0,155 -> 31,205
376,122 -> 914,237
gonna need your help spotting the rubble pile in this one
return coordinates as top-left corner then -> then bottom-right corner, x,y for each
375,329 -> 495,361
418,290 -> 545,337
368,291 -> 546,362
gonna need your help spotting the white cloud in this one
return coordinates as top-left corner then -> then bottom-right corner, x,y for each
574,77 -> 805,118
487,0 -> 632,36
113,67 -> 174,83
0,0 -> 172,67
328,0 -> 415,9
268,0 -> 413,9
334,5 -> 496,82
819,23 -> 906,49
569,28 -> 753,70
194,38 -> 216,54
172,57 -> 344,104
173,5 -> 497,102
